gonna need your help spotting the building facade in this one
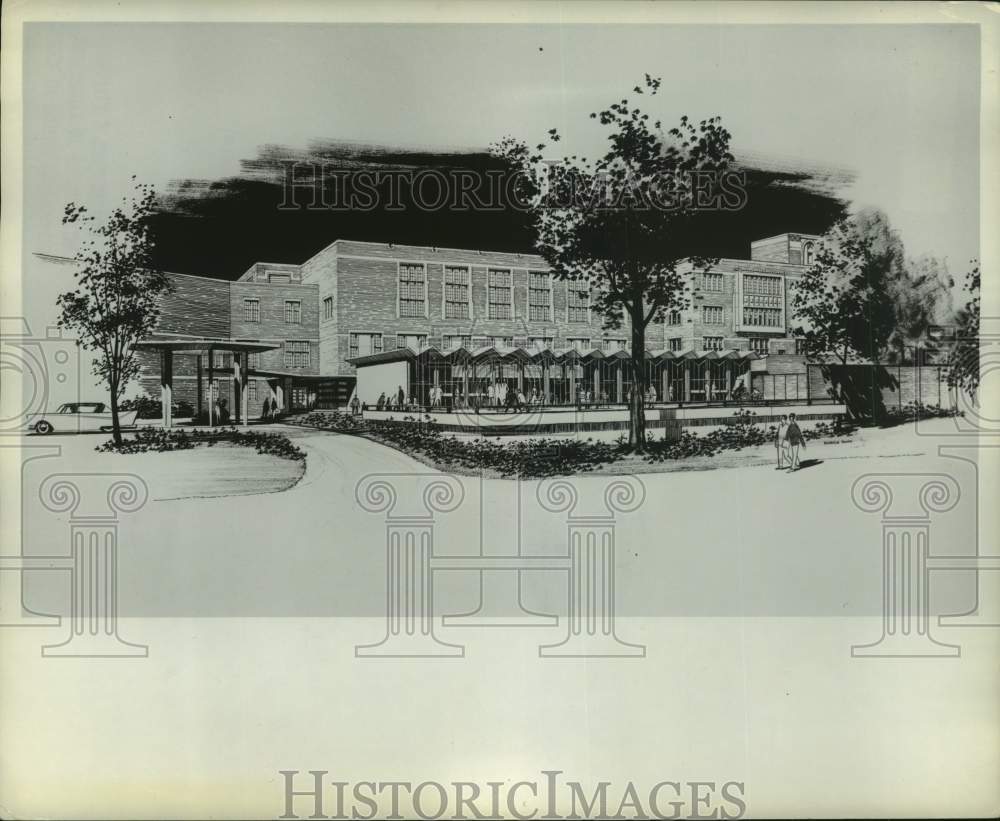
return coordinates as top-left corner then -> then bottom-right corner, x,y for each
138,232 -> 821,415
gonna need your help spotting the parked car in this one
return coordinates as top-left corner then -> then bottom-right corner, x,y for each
30,402 -> 139,434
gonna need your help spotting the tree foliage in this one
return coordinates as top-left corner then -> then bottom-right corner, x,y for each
56,180 -> 172,444
888,253 -> 954,362
791,213 -> 900,366
947,263 -> 981,398
492,74 -> 735,449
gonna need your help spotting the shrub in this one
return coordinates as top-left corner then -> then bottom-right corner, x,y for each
285,409 -> 848,478
118,395 -> 196,419
96,426 -> 306,462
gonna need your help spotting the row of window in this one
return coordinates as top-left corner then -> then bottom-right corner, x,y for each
666,337 -> 724,352
390,263 -> 591,322
209,343 -> 311,371
242,298 -> 303,325
347,332 -> 631,357
666,336 -> 772,353
743,274 -> 782,296
743,307 -> 782,327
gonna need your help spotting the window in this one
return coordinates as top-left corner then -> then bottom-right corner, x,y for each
743,274 -> 782,296
248,380 -> 258,401
528,272 -> 552,321
748,336 -> 770,355
284,300 -> 302,324
668,337 -> 683,352
803,242 -> 816,266
395,334 -> 427,350
248,352 -> 261,369
702,306 -> 724,325
702,273 -> 724,292
603,339 -> 627,352
349,333 -> 383,359
488,269 -> 512,320
444,334 -> 472,350
399,263 -> 427,318
444,266 -> 470,319
743,307 -> 782,327
795,338 -> 808,356
323,296 -> 333,320
243,298 -> 260,323
488,336 -> 514,348
213,352 -> 230,369
567,286 -> 589,323
667,310 -> 682,325
567,337 -> 590,352
284,341 -> 310,368
528,336 -> 554,350
703,336 -> 724,351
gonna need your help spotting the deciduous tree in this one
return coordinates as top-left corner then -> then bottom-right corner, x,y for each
493,74 -> 736,450
57,180 -> 171,445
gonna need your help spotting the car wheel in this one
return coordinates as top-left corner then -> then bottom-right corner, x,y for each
35,420 -> 54,435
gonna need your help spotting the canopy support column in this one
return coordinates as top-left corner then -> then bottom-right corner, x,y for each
160,349 -> 173,430
239,353 -> 249,427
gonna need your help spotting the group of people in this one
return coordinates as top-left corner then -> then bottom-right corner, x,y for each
774,413 -> 806,471
374,386 -> 410,412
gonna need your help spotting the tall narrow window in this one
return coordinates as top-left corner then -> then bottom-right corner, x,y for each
669,337 -> 683,352
243,298 -> 260,323
284,300 -> 301,324
349,333 -> 383,359
703,336 -> 724,351
749,336 -> 770,355
283,340 -> 310,368
323,296 -> 333,320
702,273 -> 724,292
248,380 -> 258,401
444,266 -> 470,319
399,263 -> 427,318
667,310 -> 682,325
702,306 -> 724,325
567,337 -> 590,352
248,352 -> 261,369
444,334 -> 472,350
488,269 -> 512,319
528,272 -> 551,321
567,286 -> 589,323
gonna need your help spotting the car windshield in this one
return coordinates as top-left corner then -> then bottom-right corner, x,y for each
56,403 -> 105,413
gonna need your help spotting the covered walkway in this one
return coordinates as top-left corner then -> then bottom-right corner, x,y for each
347,343 -> 762,410
135,336 -> 281,428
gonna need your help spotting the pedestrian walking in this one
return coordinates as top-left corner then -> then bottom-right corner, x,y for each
786,413 -> 806,470
775,414 -> 789,469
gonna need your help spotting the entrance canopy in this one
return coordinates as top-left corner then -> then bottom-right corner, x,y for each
135,336 -> 283,429
135,336 -> 281,354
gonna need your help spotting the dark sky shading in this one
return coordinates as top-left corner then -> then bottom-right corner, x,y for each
147,140 -> 852,279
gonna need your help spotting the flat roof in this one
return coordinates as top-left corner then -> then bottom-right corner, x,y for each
135,337 -> 282,352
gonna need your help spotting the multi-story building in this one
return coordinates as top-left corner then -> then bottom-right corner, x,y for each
136,232 -> 820,415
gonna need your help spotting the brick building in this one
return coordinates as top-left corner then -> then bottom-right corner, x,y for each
136,232 -> 823,416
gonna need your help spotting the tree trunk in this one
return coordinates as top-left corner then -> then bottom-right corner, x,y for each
628,321 -> 647,451
110,380 -> 123,446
